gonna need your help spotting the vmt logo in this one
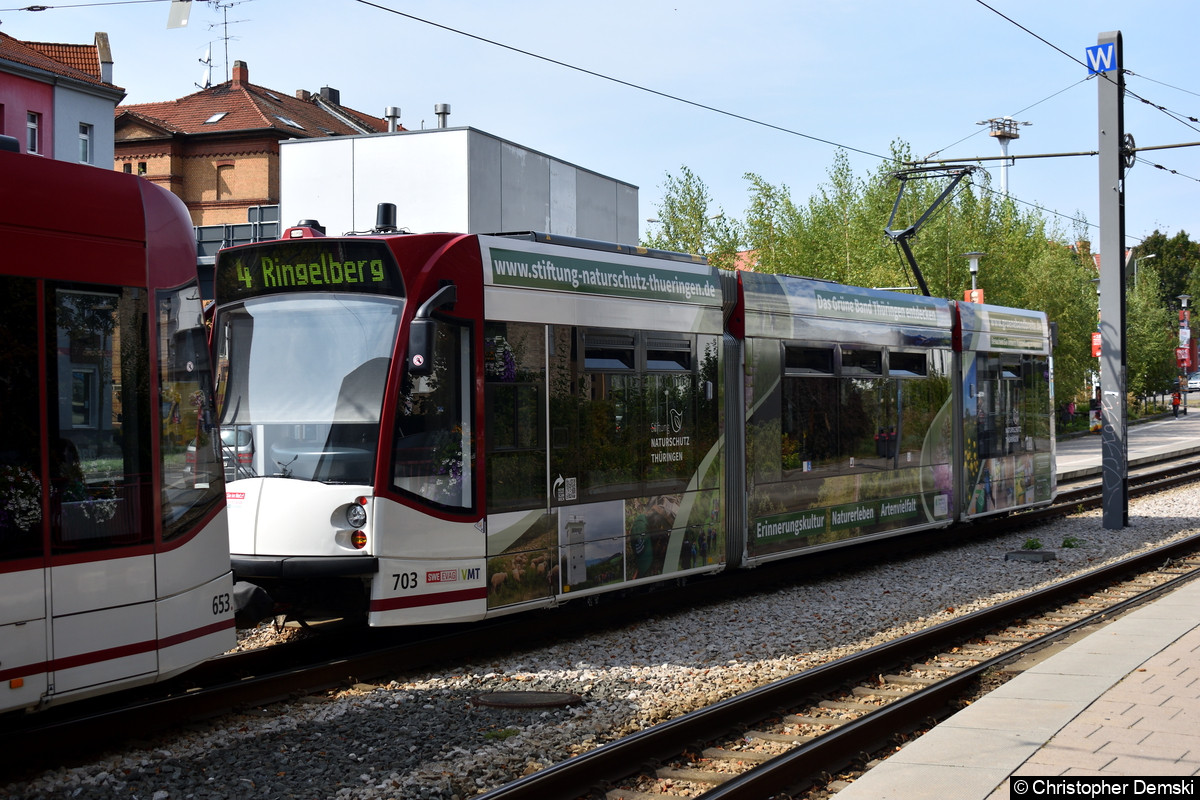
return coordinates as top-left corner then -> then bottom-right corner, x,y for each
1086,43 -> 1116,74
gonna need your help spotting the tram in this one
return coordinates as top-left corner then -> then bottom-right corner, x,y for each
212,207 -> 1055,628
0,140 -> 236,713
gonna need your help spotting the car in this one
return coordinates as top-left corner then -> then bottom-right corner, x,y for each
1189,372 -> 1200,392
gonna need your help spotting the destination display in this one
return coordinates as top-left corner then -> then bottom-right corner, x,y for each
214,240 -> 403,303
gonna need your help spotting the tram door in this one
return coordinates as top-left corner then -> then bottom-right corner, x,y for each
0,277 -> 50,712
48,286 -> 159,694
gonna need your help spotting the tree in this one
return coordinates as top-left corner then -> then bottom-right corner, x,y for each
1124,262 -> 1177,397
648,144 -> 1190,407
642,166 -> 743,269
1131,230 -> 1200,308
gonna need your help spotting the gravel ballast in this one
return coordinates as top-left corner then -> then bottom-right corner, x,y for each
5,485 -> 1198,800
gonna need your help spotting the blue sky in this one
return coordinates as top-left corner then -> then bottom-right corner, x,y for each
6,0 -> 1200,252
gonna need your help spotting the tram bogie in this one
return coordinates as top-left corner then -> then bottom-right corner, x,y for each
213,216 -> 1056,628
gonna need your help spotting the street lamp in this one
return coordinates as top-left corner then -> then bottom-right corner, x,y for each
1133,253 -> 1156,288
962,251 -> 985,302
963,251 -> 985,290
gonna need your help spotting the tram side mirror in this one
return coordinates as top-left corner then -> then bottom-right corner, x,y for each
407,282 -> 457,377
408,318 -> 437,377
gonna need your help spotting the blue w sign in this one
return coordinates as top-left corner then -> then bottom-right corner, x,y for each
1086,43 -> 1116,74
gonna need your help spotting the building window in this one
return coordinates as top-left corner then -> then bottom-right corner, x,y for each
78,123 -> 93,164
26,112 -> 40,154
137,161 -> 147,176
122,163 -> 132,174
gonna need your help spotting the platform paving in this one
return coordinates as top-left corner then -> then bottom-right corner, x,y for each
832,577 -> 1200,799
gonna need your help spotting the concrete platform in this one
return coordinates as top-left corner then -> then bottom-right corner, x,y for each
833,577 -> 1200,799
1055,409 -> 1200,481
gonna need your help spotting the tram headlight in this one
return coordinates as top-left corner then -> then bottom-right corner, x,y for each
345,501 -> 367,529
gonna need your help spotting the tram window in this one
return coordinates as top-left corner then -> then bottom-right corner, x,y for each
646,337 -> 692,371
49,286 -> 153,552
841,349 -> 883,376
784,346 -> 834,376
485,322 -> 546,512
551,327 -> 701,502
888,351 -> 928,378
157,285 -> 223,541
0,277 -> 44,561
585,332 -> 635,371
393,319 -> 474,511
780,375 -> 838,470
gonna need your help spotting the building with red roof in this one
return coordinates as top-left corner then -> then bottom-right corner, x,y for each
0,30 -> 123,164
115,60 -> 391,226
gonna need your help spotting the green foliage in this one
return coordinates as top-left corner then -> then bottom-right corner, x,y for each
1133,231 -> 1200,307
1125,262 -> 1177,396
643,146 -> 1200,407
1022,537 -> 1044,550
642,165 -> 743,269
1061,536 -> 1083,549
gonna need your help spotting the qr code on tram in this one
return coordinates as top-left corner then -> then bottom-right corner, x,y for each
557,477 -> 577,502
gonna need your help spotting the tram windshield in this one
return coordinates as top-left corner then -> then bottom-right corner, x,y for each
215,294 -> 402,484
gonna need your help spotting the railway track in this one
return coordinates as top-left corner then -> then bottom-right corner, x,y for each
3,455 -> 1199,783
477,537 -> 1200,800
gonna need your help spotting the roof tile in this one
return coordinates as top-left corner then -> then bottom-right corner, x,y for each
0,32 -> 116,89
117,66 -> 389,139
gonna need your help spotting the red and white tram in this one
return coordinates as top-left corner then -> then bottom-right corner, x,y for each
0,140 -> 235,713
212,209 -> 1055,628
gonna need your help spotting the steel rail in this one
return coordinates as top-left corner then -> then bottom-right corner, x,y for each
475,532 -> 1200,800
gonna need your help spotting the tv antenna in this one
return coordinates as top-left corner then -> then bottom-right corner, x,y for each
168,1 -> 253,84
196,43 -> 212,89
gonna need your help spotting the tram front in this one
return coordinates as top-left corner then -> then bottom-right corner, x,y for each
212,233 -> 405,623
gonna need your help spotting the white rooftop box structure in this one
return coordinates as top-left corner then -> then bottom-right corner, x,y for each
279,127 -> 639,244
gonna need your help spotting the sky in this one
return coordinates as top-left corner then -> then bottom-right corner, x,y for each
6,0 -> 1200,255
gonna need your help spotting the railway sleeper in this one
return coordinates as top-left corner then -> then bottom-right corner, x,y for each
702,747 -> 778,763
819,699 -> 879,711
783,713 -> 849,727
655,766 -> 733,785
746,729 -> 817,743
606,789 -> 686,800
851,686 -> 913,698
912,662 -> 966,673
884,673 -> 940,685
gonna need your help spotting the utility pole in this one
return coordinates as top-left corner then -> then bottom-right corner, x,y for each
1094,30 -> 1128,529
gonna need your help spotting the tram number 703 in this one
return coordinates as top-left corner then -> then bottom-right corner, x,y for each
392,572 -> 419,592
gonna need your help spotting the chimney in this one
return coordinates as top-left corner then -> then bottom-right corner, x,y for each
320,86 -> 341,105
232,60 -> 248,87
435,103 -> 451,128
384,106 -> 401,132
94,32 -> 113,85
296,89 -> 312,102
